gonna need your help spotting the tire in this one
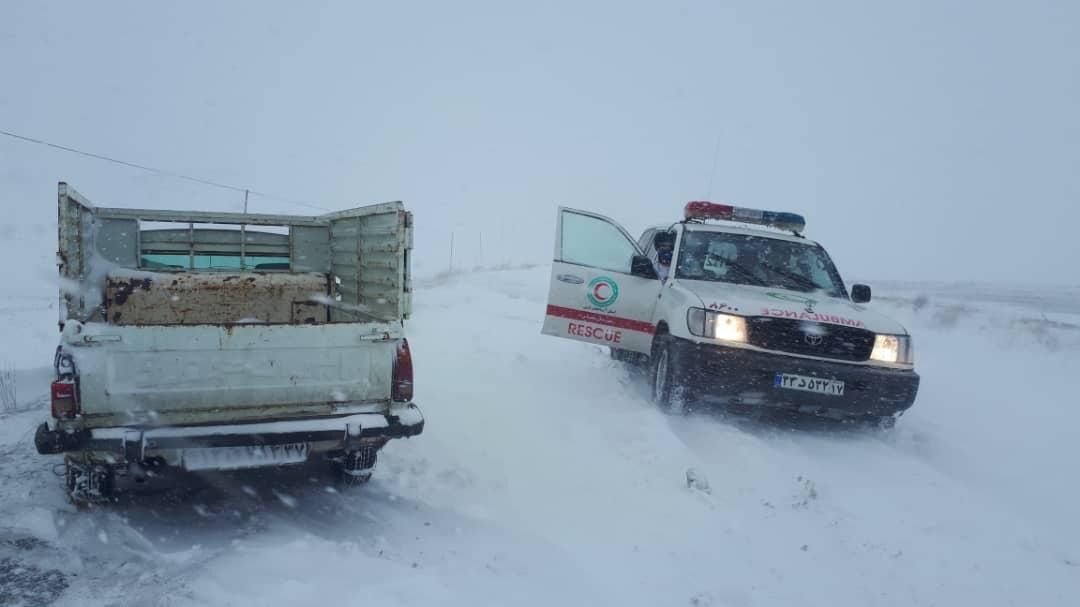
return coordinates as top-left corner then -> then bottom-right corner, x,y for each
872,415 -> 898,430
332,447 -> 378,487
613,347 -> 649,369
612,347 -> 646,366
849,414 -> 897,430
651,337 -> 691,415
338,469 -> 373,486
65,457 -> 115,507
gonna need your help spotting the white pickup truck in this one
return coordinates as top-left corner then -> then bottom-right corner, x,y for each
541,201 -> 919,424
35,183 -> 423,504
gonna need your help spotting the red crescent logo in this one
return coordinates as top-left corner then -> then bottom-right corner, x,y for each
593,283 -> 611,302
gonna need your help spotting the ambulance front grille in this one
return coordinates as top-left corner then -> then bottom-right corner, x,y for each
746,318 -> 875,362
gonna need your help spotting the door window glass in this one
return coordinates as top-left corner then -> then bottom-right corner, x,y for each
560,212 -> 636,274
637,229 -> 656,255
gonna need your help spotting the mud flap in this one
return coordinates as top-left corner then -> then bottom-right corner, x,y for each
34,423 -> 89,455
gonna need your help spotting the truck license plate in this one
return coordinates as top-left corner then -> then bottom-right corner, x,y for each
181,443 -> 310,471
774,373 -> 845,396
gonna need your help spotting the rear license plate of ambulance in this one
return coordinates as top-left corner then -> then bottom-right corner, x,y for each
181,443 -> 310,471
774,373 -> 845,397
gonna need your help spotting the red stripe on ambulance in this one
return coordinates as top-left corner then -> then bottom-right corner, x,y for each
546,305 -> 656,334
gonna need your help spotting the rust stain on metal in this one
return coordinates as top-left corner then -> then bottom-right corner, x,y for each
109,277 -> 153,306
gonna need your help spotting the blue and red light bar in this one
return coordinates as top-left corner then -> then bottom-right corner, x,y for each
684,201 -> 806,233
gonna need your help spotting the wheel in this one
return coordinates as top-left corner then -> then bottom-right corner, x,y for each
651,337 -> 691,415
873,415 -> 898,430
65,457 -> 115,507
613,347 -> 648,368
332,447 -> 378,487
339,469 -> 372,486
851,414 -> 898,430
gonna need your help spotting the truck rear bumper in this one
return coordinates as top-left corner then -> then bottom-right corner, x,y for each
35,404 -> 424,465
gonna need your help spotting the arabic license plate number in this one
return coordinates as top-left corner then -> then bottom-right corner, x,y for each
774,373 -> 845,396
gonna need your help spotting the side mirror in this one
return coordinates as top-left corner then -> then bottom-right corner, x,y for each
851,284 -> 872,304
631,254 -> 658,279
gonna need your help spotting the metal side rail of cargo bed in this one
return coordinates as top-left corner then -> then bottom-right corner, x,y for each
34,403 -> 424,464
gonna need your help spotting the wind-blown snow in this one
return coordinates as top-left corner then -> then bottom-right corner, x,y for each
1,267 -> 1078,606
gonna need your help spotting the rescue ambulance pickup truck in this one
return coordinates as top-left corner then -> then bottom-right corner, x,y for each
35,183 -> 423,505
541,201 -> 919,425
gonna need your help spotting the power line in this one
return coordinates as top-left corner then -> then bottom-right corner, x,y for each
0,128 -> 332,212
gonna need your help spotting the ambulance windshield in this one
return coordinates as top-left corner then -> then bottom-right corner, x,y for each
675,231 -> 847,297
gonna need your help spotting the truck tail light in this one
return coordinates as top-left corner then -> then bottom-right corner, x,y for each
392,339 -> 413,402
51,380 -> 79,419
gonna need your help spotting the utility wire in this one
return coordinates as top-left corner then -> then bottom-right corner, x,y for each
0,128 -> 332,212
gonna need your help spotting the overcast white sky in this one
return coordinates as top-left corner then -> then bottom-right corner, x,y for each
2,0 -> 1077,284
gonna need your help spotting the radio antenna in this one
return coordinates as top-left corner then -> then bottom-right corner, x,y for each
705,134 -> 723,199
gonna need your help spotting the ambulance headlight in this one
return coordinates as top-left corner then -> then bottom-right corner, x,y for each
687,308 -> 748,343
870,334 -> 914,365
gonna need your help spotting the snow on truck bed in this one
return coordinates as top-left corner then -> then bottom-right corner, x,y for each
1,267 -> 1079,607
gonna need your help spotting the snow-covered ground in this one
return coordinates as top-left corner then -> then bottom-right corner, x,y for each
2,267 -> 1078,606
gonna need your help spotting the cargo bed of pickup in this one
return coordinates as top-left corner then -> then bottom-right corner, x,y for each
38,182 -> 423,505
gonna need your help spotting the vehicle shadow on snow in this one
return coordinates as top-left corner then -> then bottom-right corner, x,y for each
52,462 -> 597,606
46,463 -> 424,565
684,405 -> 897,440
8,462 -> 457,606
99,461 -> 409,538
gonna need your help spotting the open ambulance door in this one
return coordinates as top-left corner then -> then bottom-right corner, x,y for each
541,207 -> 662,354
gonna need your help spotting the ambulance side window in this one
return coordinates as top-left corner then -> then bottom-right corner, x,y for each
561,212 -> 637,274
638,229 -> 657,256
